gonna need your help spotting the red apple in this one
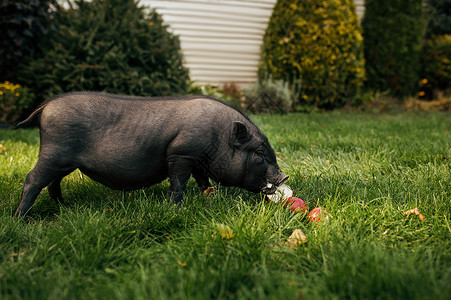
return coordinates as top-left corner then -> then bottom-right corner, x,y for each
282,197 -> 308,215
308,207 -> 328,223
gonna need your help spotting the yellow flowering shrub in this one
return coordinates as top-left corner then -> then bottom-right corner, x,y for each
260,0 -> 365,109
0,82 -> 34,124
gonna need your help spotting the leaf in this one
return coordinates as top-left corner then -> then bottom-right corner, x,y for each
0,144 -> 6,152
176,259 -> 187,267
104,268 -> 115,274
216,223 -> 234,239
203,186 -> 217,197
403,208 -> 426,221
286,229 -> 308,249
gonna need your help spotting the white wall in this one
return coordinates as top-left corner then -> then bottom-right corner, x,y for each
143,0 -> 365,88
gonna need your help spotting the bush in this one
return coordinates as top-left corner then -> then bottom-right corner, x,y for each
244,75 -> 300,114
260,0 -> 365,109
19,0 -> 189,103
420,34 -> 451,99
0,82 -> 35,124
362,0 -> 425,98
0,0 -> 58,83
188,82 -> 243,108
425,0 -> 451,38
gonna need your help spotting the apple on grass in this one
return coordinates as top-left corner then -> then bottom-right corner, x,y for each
308,207 -> 328,223
282,197 -> 308,215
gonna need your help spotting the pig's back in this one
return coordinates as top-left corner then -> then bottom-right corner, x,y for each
40,92 -> 247,133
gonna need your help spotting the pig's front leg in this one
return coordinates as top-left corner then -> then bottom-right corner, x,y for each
167,158 -> 195,206
193,167 -> 211,191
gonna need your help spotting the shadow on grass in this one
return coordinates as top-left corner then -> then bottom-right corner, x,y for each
0,128 -> 40,145
15,177 -> 261,234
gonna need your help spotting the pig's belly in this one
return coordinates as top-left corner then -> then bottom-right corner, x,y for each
78,160 -> 169,191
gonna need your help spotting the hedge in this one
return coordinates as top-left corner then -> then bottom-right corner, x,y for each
260,0 -> 365,109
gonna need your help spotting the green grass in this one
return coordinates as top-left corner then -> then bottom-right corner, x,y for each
0,111 -> 450,299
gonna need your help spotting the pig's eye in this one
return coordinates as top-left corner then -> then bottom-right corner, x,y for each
253,152 -> 265,164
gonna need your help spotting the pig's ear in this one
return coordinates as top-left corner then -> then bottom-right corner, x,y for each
231,121 -> 251,147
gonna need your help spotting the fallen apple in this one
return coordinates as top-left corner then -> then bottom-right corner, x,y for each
282,197 -> 308,215
308,207 -> 328,223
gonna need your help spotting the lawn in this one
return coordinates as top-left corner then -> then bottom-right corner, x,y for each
0,111 -> 450,299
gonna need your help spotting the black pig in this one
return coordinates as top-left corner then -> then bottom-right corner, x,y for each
14,92 -> 288,217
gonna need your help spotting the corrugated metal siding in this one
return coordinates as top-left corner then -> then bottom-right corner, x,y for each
144,0 -> 365,88
146,0 -> 275,87
354,0 -> 365,20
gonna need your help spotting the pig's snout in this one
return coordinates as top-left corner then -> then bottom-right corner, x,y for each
262,173 -> 289,194
277,174 -> 289,186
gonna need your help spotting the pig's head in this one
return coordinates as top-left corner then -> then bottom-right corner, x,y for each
217,121 -> 289,194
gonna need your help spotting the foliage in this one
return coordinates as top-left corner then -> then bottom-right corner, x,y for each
188,82 -> 244,107
260,0 -> 365,109
420,34 -> 451,99
221,82 -> 244,107
0,82 -> 35,124
244,75 -> 301,114
362,0 -> 425,98
425,0 -> 451,38
0,0 -> 59,83
19,0 -> 189,104
1,112 -> 450,299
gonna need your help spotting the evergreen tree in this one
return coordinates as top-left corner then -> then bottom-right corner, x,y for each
0,0 -> 58,82
362,0 -> 425,98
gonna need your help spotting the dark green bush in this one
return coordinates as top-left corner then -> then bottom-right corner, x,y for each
20,0 -> 189,103
260,0 -> 365,109
0,0 -> 58,83
425,0 -> 451,38
420,34 -> 451,98
362,0 -> 425,98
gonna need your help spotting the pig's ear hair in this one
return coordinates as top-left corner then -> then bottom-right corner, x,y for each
231,121 -> 251,147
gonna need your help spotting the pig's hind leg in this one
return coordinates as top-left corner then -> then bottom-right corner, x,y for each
14,158 -> 74,217
48,173 -> 72,203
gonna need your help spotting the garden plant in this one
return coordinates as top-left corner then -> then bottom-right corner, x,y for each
19,0 -> 189,104
362,0 -> 424,98
260,0 -> 365,109
0,0 -> 59,83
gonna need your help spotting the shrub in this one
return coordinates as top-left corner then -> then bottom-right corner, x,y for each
244,75 -> 300,114
0,0 -> 58,83
188,82 -> 243,108
260,0 -> 365,109
221,82 -> 244,107
362,0 -> 425,98
0,82 -> 35,124
424,0 -> 451,38
420,34 -> 451,99
20,0 -> 189,103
